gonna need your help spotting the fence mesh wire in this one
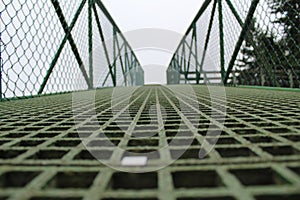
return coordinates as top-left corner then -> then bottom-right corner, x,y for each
167,0 -> 300,88
0,0 -> 143,100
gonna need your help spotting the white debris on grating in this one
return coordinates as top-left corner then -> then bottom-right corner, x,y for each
121,156 -> 148,166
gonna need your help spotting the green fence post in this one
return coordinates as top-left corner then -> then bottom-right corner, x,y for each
88,0 -> 93,89
218,0 -> 225,81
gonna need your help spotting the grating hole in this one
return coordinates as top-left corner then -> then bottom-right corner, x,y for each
225,123 -> 246,128
123,149 -> 160,159
168,139 -> 199,146
172,170 -> 223,188
0,127 -> 15,131
45,172 -> 97,188
216,147 -> 256,158
51,140 -> 81,147
262,146 -> 299,156
48,127 -> 71,131
178,197 -> 235,200
3,133 -> 28,138
245,136 -> 278,143
27,150 -> 67,160
64,132 -> 80,138
234,129 -> 260,135
230,168 -> 289,186
132,132 -> 158,137
14,140 -> 45,147
0,141 -> 9,146
74,150 -> 112,160
265,128 -> 291,134
109,172 -> 157,189
87,140 -> 120,147
0,150 -> 26,159
30,198 -> 82,200
22,127 -> 43,131
255,194 -> 300,200
34,133 -> 60,138
0,171 -> 40,188
128,139 -> 158,147
283,135 -> 300,142
171,149 -> 203,159
103,132 -> 125,138
134,125 -> 158,131
208,138 -> 239,145
102,198 -> 157,200
166,130 -> 193,137
281,121 -> 300,126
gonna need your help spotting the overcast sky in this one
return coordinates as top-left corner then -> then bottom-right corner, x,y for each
102,0 -> 205,84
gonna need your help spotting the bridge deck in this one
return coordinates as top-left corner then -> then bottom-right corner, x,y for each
0,85 -> 300,200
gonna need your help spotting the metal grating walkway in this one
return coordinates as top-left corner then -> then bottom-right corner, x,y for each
0,85 -> 300,200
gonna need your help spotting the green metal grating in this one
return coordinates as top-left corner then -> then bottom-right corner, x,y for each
0,85 -> 300,200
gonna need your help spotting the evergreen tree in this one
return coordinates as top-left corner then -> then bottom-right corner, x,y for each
236,0 -> 299,87
269,0 -> 300,66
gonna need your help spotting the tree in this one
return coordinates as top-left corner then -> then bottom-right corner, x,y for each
235,0 -> 300,87
236,19 -> 281,86
269,0 -> 300,66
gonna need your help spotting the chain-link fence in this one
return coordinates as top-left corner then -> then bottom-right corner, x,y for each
0,0 -> 144,100
167,0 -> 300,88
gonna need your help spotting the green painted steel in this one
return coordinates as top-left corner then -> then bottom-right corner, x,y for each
167,0 -> 300,88
0,85 -> 300,199
0,0 -> 144,99
223,0 -> 260,84
218,0 -> 226,81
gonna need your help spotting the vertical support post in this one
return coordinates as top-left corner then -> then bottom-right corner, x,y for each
113,26 -> 117,86
124,45 -> 128,86
88,0 -> 93,89
218,0 -> 225,81
193,23 -> 200,84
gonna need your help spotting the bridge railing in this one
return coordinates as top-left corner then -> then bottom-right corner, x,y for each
167,0 -> 300,88
0,0 -> 143,100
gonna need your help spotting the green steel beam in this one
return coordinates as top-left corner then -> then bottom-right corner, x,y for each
169,0 -> 213,64
38,0 -> 89,95
115,36 -> 126,86
113,27 -> 117,86
199,0 -> 217,77
223,0 -> 260,84
184,0 -> 213,36
218,0 -> 225,81
88,0 -> 94,88
102,43 -> 125,87
225,0 -> 244,27
193,23 -> 200,84
94,0 -> 143,72
186,27 -> 196,76
92,4 -> 115,86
